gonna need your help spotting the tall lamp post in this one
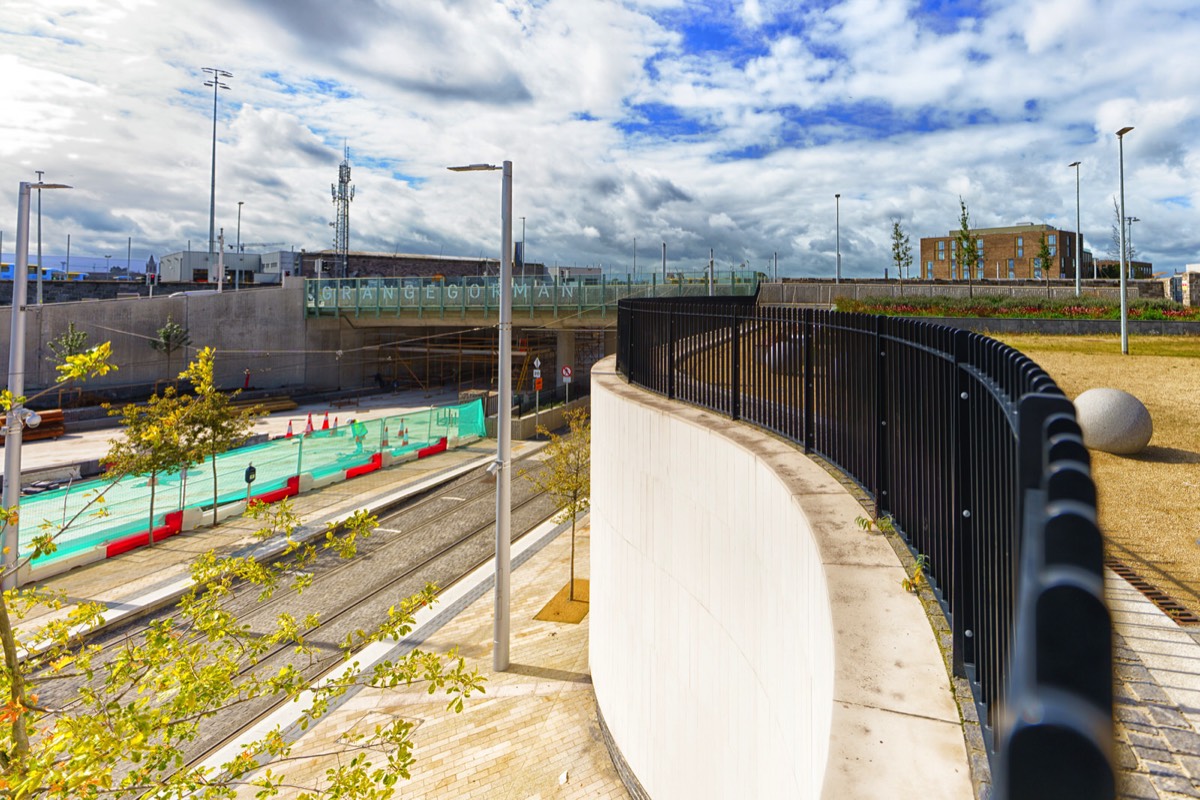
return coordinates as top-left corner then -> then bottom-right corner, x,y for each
35,169 -> 43,305
834,193 -> 841,284
4,180 -> 70,590
1069,161 -> 1082,296
236,200 -> 243,290
202,67 -> 232,258
448,160 -> 513,672
1117,126 -> 1134,355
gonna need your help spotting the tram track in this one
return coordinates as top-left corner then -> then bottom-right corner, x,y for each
32,449 -> 561,776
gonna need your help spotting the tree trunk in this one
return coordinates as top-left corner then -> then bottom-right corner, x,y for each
211,452 -> 219,527
0,591 -> 32,765
569,516 -> 576,602
147,472 -> 157,547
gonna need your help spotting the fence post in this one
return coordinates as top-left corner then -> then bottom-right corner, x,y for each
803,307 -> 814,454
731,304 -> 741,421
874,314 -> 888,514
668,306 -> 677,401
951,328 -> 974,678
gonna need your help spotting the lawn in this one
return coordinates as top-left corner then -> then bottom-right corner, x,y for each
996,334 -> 1200,618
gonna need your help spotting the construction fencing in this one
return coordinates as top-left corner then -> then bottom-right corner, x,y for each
19,400 -> 487,572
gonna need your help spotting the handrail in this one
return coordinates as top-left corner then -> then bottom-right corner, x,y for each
616,297 -> 1113,798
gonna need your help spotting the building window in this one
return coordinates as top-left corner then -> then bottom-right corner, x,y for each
937,241 -> 945,260
1008,259 -> 1015,279
926,260 -> 933,279
1016,237 -> 1024,259
1033,258 -> 1042,279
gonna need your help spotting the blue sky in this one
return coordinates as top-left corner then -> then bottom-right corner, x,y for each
1,0 -> 1198,276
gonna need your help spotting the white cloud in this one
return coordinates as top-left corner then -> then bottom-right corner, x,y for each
0,0 -> 1198,276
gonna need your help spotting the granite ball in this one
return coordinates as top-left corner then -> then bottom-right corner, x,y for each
1073,388 -> 1153,455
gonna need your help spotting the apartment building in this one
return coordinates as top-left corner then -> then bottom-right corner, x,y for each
918,223 -> 1093,281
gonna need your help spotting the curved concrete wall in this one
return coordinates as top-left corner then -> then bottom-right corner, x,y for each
590,356 -> 970,799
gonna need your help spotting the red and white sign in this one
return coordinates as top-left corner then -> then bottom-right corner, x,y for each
561,365 -> 573,379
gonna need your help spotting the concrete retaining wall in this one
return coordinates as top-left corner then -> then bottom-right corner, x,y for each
590,356 -> 970,799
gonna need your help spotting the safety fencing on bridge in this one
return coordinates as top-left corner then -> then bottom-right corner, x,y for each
304,271 -> 761,319
17,400 -> 487,582
617,296 -> 1113,798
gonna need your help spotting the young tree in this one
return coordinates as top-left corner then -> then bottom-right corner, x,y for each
954,197 -> 979,297
47,322 -> 89,365
176,347 -> 260,527
103,387 -> 194,547
0,498 -> 486,798
525,408 -> 591,601
150,315 -> 191,381
890,218 -> 912,290
1036,231 -> 1054,295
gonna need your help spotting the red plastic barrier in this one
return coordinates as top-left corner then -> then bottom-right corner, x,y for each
345,452 -> 383,479
417,437 -> 448,459
106,511 -> 185,557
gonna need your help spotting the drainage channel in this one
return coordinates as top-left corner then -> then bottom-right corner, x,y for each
1106,557 -> 1200,625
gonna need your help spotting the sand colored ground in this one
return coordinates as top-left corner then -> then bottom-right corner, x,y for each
996,333 -> 1200,618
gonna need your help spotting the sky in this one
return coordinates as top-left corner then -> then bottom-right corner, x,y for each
1,0 -> 1198,278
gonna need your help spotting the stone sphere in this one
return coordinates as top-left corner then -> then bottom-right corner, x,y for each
1073,388 -> 1153,455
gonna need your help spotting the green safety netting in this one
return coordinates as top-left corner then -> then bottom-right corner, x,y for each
19,399 -> 486,567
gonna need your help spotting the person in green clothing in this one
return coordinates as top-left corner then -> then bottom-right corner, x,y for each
350,418 -> 369,453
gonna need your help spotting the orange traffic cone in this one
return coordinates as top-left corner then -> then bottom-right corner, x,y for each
304,413 -> 314,436
285,420 -> 294,438
382,426 -> 390,448
322,412 -> 330,430
402,426 -> 409,447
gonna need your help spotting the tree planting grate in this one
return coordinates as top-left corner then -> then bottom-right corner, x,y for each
1106,558 -> 1200,626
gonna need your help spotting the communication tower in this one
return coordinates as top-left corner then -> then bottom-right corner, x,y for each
331,143 -> 355,277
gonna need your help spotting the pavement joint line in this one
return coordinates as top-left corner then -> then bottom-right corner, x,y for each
195,513 -> 572,778
21,452 -> 497,658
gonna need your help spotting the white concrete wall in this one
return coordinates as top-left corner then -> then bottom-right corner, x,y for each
590,355 -> 972,800
591,363 -> 835,799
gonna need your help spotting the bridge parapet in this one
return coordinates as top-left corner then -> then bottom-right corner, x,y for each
304,272 -> 759,319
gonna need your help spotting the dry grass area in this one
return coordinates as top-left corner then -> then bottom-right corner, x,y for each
533,578 -> 590,624
996,333 -> 1200,616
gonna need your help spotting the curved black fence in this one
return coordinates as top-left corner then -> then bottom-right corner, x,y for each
617,297 -> 1113,799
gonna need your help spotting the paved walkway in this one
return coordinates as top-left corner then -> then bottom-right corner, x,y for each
1109,570 -> 1200,799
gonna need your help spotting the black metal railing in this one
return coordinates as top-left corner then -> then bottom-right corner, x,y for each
617,298 -> 1113,798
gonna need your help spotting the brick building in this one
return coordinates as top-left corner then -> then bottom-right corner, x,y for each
919,223 -> 1093,281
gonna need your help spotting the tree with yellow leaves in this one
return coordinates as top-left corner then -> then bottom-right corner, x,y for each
526,408 -> 590,601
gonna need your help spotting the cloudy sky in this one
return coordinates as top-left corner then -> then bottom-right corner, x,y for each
1,0 -> 1197,278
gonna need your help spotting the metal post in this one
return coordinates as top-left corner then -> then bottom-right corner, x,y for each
1069,161 -> 1082,296
496,160 -> 513,671
662,241 -> 666,282
217,228 -> 225,293
35,170 -> 43,305
203,67 -> 232,257
236,200 -> 243,291
1117,127 -> 1133,355
3,183 -> 33,590
835,193 -> 841,284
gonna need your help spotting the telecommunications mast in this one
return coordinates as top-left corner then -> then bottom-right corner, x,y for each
331,143 -> 355,277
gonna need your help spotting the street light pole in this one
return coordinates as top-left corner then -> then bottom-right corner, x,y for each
835,193 -> 841,284
202,67 -> 232,259
4,180 -> 70,590
35,170 -> 43,305
1069,161 -> 1082,296
448,160 -> 513,672
236,200 -> 243,290
1117,126 -> 1134,355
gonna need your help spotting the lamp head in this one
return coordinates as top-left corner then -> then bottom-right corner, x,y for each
485,460 -> 502,476
25,410 -> 41,429
1068,161 -> 1081,168
448,164 -> 500,172
1116,126 -> 1134,137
